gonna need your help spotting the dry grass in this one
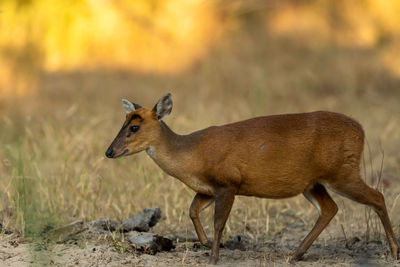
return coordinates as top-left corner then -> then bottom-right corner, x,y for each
0,4 -> 400,264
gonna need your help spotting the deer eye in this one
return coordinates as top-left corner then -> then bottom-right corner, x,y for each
130,125 -> 140,133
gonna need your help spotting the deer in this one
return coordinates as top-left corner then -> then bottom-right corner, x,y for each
105,93 -> 399,264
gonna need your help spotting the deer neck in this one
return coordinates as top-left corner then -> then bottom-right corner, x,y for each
146,121 -> 201,179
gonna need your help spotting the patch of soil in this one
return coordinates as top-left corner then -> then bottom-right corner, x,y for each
1,227 -> 399,266
1,208 -> 399,266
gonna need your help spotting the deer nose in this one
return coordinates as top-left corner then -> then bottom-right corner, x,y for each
105,147 -> 114,158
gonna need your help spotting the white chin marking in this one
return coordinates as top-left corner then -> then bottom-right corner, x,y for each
146,146 -> 156,159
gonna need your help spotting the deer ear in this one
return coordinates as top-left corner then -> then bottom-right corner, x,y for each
153,93 -> 173,120
122,99 -> 142,114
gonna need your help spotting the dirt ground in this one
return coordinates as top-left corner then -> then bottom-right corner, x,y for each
1,223 -> 399,267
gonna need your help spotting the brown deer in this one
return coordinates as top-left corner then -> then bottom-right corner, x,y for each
105,93 -> 399,264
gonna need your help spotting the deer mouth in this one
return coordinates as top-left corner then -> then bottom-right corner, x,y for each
113,149 -> 129,158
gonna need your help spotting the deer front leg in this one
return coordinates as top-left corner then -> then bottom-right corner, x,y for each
189,193 -> 214,248
209,187 -> 235,265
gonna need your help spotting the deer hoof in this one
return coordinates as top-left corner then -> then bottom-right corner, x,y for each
208,256 -> 218,265
289,253 -> 303,264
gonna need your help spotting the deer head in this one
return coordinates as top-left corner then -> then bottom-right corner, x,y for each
105,93 -> 172,158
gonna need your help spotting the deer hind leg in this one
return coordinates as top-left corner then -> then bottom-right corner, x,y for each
326,171 -> 399,260
189,193 -> 214,248
291,183 -> 338,262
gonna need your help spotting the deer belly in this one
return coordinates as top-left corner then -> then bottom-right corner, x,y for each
180,175 -> 215,196
238,173 -> 312,198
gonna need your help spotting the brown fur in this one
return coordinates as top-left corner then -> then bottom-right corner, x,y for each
106,98 -> 399,264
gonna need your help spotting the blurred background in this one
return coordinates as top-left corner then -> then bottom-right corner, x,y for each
1,0 -> 400,245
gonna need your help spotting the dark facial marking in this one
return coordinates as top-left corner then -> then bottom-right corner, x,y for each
123,113 -> 143,127
131,114 -> 142,121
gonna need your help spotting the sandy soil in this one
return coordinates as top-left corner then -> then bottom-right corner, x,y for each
1,224 -> 399,267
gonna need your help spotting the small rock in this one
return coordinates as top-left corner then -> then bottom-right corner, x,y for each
128,231 -> 174,254
129,232 -> 155,246
88,218 -> 119,231
121,207 -> 161,232
224,235 -> 247,251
